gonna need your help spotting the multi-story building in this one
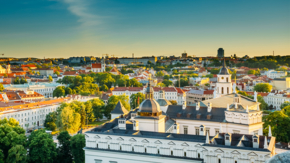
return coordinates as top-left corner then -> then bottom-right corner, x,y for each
189,77 -> 210,85
217,48 -> 224,58
0,63 -> 11,74
263,70 -> 287,79
4,82 -> 64,98
85,59 -> 106,73
270,77 -> 290,90
0,95 -> 97,130
84,82 -> 275,163
186,89 -> 214,105
112,86 -> 185,105
264,90 -> 290,110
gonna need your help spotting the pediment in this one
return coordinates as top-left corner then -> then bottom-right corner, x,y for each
129,138 -> 136,142
94,135 -> 100,139
117,137 -> 124,141
195,144 -> 202,147
154,140 -> 162,144
142,139 -> 149,143
105,136 -> 112,140
181,142 -> 189,146
214,148 -> 224,153
85,134 -> 89,138
231,150 -> 241,154
168,141 -> 176,145
248,152 -> 258,156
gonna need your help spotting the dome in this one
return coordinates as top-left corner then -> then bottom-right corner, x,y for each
156,99 -> 172,106
139,99 -> 161,113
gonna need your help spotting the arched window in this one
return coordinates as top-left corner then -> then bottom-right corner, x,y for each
227,87 -> 229,94
221,87 -> 224,94
96,144 -> 98,148
171,151 -> 173,156
198,153 -> 200,158
158,149 -> 160,154
184,152 -> 187,157
218,159 -> 221,163
120,146 -> 122,151
226,77 -> 228,82
108,145 -> 110,149
235,161 -> 237,163
132,147 -> 134,152
145,148 -> 147,153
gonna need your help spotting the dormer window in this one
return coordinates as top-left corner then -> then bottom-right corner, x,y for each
226,136 -> 229,140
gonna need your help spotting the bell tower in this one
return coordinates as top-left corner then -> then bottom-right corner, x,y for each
216,58 -> 232,96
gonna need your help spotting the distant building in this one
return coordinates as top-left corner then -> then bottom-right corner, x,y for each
117,57 -> 157,65
186,89 -> 214,105
271,77 -> 290,90
182,52 -> 188,58
217,48 -> 224,58
263,70 -> 287,79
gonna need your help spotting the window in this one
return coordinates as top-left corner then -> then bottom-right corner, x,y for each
158,149 -> 160,154
196,129 -> 199,135
184,126 -> 188,134
206,129 -> 210,135
184,152 -> 187,157
221,87 -> 224,94
215,130 -> 219,135
198,153 -> 200,158
171,151 -> 173,156
94,159 -> 102,163
227,87 -> 229,94
218,159 -> 221,163
145,148 -> 147,153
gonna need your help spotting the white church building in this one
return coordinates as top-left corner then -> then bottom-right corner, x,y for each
84,61 -> 276,163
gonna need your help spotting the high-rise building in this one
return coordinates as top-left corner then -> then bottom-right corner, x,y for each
182,52 -> 188,58
217,48 -> 224,58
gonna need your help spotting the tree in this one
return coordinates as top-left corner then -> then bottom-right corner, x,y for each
169,100 -> 177,105
130,93 -> 145,109
100,85 -> 109,92
3,73 -> 8,78
14,77 -> 20,84
57,106 -> 81,134
57,131 -> 73,163
164,75 -> 170,80
257,95 -> 268,110
65,87 -> 73,95
147,61 -> 152,65
105,95 -> 130,118
44,112 -> 57,131
253,83 -> 272,93
53,86 -> 66,97
6,145 -> 27,163
129,78 -> 143,87
0,84 -> 4,92
205,83 -> 210,87
54,71 -> 60,75
91,98 -> 105,121
27,129 -> 57,163
155,71 -> 164,78
248,70 -> 256,75
162,79 -> 173,87
205,74 -> 214,78
157,83 -> 166,87
263,111 -> 290,143
280,101 -> 290,110
20,78 -> 27,84
70,134 -> 85,163
0,118 -> 26,162
105,67 -> 112,72
48,75 -> 53,82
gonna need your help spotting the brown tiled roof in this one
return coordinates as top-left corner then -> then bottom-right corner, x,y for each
63,71 -> 78,75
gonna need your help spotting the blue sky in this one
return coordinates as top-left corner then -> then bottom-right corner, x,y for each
0,0 -> 289,58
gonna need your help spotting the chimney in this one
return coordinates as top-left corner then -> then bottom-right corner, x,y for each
199,125 -> 205,136
173,123 -> 179,134
207,102 -> 212,112
133,120 -> 139,130
225,133 -> 231,146
118,118 -> 126,130
196,102 -> 200,111
252,135 -> 259,148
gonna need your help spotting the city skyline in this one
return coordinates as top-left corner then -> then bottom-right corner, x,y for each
0,0 -> 289,58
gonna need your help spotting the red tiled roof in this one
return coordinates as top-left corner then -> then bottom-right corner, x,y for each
92,63 -> 102,68
245,91 -> 269,97
63,71 -> 78,76
204,90 -> 214,95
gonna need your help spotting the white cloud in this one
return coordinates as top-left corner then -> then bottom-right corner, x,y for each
62,0 -> 101,28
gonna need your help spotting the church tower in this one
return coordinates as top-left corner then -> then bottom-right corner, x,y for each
216,58 -> 232,96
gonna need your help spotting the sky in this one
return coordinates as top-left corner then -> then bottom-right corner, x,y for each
0,0 -> 289,58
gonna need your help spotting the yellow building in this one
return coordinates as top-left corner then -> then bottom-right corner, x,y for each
271,77 -> 290,90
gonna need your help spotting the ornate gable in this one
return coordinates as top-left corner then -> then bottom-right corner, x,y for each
105,136 -> 112,140
214,148 -> 224,153
154,140 -> 162,144
181,142 -> 189,146
142,139 -> 149,143
168,141 -> 176,145
129,138 -> 136,142
94,135 -> 100,139
117,137 -> 124,141
248,152 -> 258,156
231,150 -> 241,154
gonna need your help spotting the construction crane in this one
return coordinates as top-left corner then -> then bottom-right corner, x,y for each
172,74 -> 181,88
